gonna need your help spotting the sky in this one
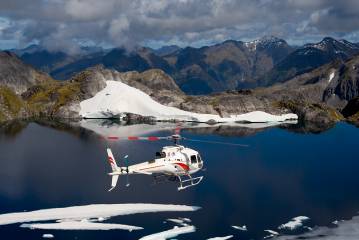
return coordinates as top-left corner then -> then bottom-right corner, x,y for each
1,0 -> 359,53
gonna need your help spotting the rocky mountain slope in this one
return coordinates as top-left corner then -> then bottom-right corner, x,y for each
0,51 -> 53,122
260,37 -> 359,86
12,37 -> 359,96
162,36 -> 294,94
0,51 -> 52,94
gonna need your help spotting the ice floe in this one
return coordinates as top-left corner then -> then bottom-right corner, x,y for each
232,225 -> 247,231
207,235 -> 233,240
278,216 -> 310,230
165,217 -> 191,226
42,234 -> 54,238
21,221 -> 142,231
264,229 -> 279,239
138,225 -> 195,240
0,203 -> 199,226
273,215 -> 359,240
79,80 -> 298,123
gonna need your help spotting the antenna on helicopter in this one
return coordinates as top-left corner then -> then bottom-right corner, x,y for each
124,155 -> 130,187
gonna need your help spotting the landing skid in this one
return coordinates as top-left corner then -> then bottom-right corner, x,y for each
177,174 -> 203,191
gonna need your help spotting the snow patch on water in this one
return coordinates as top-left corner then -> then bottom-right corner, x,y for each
232,225 -> 247,231
207,235 -> 233,240
273,215 -> 359,240
138,225 -> 195,240
278,216 -> 310,230
264,229 -> 279,239
0,204 -> 199,226
42,234 -> 54,239
79,80 -> 297,123
21,221 -> 142,231
165,217 -> 191,226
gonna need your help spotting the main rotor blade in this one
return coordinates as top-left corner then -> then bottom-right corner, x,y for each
185,138 -> 249,147
101,136 -> 169,141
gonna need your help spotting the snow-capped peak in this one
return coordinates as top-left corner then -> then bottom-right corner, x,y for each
305,37 -> 358,51
244,36 -> 285,51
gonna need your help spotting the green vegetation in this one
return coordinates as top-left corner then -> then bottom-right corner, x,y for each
0,87 -> 25,114
0,110 -> 5,122
0,86 -> 26,122
209,97 -> 220,108
26,81 -> 81,114
348,111 -> 359,122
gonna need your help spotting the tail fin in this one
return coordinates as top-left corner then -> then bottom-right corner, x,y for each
107,148 -> 118,172
107,148 -> 119,191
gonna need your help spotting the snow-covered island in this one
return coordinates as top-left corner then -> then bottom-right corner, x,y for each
79,80 -> 298,123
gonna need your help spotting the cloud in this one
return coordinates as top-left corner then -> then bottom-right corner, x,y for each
0,0 -> 358,52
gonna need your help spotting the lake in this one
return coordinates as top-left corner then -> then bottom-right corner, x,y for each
0,120 -> 358,240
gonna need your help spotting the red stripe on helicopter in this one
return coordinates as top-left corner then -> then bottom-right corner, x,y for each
108,136 -> 119,140
174,163 -> 190,171
108,156 -> 115,164
148,136 -> 159,141
128,136 -> 139,140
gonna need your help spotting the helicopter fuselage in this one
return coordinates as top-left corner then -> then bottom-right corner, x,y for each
114,145 -> 203,176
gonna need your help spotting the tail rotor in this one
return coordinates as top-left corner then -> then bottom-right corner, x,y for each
106,148 -> 131,191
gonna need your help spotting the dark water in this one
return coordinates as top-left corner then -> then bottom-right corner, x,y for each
0,121 -> 359,240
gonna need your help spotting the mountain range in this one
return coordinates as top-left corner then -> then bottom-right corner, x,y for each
10,36 -> 359,95
1,47 -> 359,128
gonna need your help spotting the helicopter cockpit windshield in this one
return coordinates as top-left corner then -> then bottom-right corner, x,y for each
190,155 -> 197,164
197,154 -> 202,163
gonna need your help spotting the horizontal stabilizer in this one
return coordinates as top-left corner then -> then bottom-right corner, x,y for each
108,175 -> 119,192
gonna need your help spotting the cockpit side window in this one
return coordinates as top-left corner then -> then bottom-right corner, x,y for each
197,154 -> 202,162
191,155 -> 197,164
156,152 -> 166,158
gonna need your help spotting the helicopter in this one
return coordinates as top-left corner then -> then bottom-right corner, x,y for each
104,124 -> 248,191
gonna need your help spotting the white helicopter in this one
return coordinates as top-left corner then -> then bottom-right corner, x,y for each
104,125 -> 247,191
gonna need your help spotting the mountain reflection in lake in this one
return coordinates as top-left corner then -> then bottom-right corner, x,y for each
0,120 -> 358,240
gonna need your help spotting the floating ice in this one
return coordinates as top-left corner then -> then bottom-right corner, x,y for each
178,217 -> 191,223
165,217 -> 191,226
139,225 -> 195,240
42,234 -> 54,238
232,225 -> 247,231
264,229 -> 279,239
207,235 -> 233,240
273,215 -> 359,240
0,204 -> 200,226
21,221 -> 142,231
278,216 -> 310,230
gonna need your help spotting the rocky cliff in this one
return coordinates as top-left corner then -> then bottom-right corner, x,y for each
0,51 -> 52,94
